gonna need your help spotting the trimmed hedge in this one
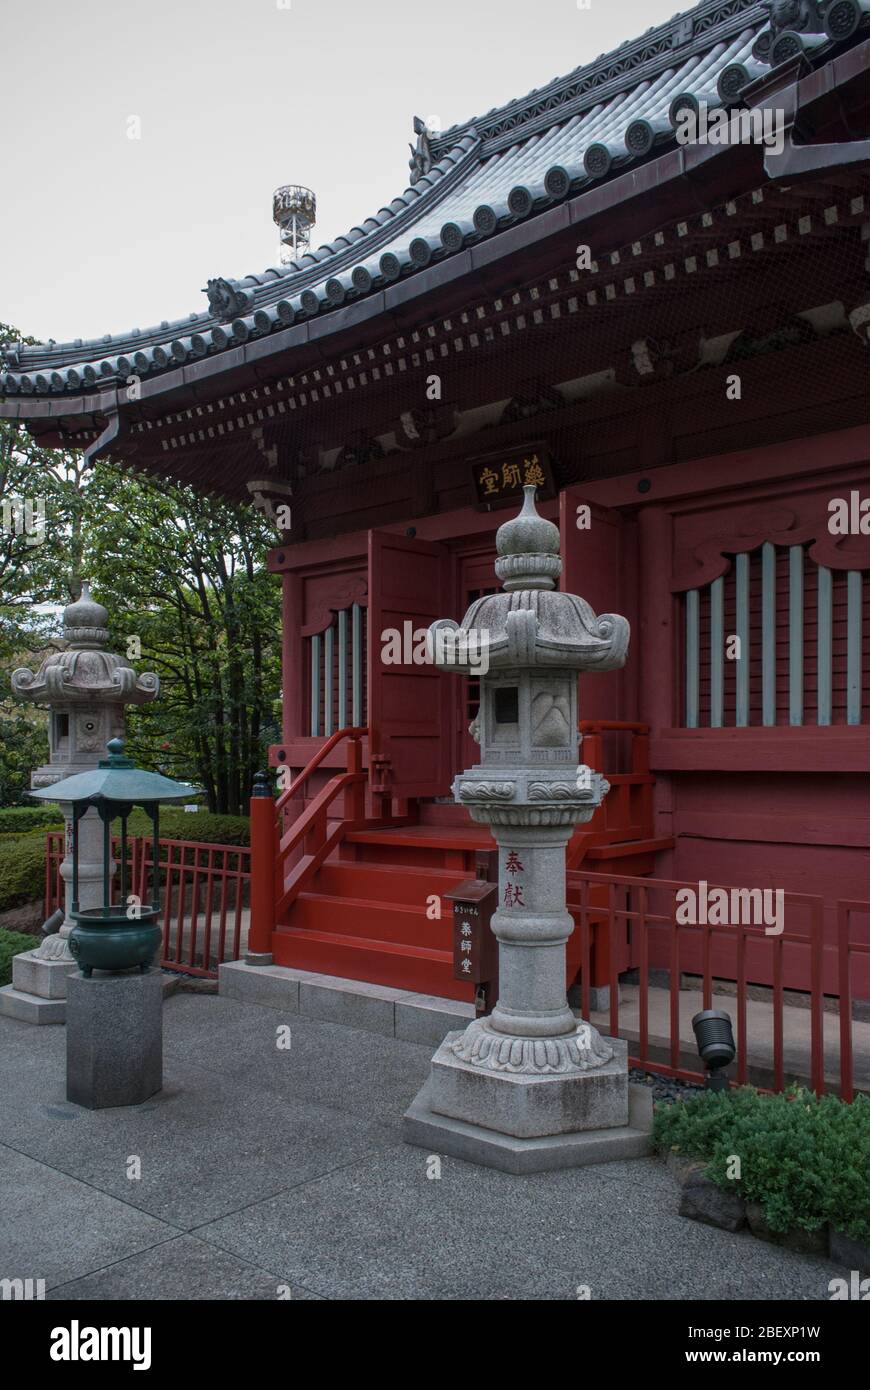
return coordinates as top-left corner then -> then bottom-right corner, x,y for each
0,835 -> 47,914
0,807 -> 64,834
0,810 -> 250,915
124,809 -> 250,846
653,1084 -> 870,1242
0,929 -> 38,985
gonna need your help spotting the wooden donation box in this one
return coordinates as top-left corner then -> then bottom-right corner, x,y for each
446,850 -> 499,1016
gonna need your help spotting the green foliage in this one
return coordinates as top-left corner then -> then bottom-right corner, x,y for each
0,834 -> 46,912
0,702 -> 50,807
79,464 -> 281,814
0,928 -> 36,985
124,809 -> 250,846
0,806 -> 63,834
653,1085 -> 870,1242
1,337 -> 282,819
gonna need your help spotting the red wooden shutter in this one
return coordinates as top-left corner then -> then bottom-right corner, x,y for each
367,530 -> 452,798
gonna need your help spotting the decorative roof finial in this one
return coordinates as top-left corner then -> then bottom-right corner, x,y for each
409,116 -> 434,184
63,581 -> 109,648
494,485 -> 562,592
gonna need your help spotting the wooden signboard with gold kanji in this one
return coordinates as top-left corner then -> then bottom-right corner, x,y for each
469,445 -> 555,510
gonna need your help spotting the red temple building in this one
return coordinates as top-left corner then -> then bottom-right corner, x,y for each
4,0 -> 870,1011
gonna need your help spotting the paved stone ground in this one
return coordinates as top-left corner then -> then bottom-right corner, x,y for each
0,994 -> 847,1301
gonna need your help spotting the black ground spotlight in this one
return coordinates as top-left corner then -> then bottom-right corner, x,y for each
692,1009 -> 736,1092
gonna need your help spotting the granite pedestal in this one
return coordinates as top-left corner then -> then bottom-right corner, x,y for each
427,1032 -> 630,1138
404,1074 -> 653,1174
66,968 -> 163,1109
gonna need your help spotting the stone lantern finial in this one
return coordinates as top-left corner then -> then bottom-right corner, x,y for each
494,484 -> 562,591
61,581 -> 109,647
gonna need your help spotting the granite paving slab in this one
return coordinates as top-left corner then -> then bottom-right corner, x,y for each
45,1233 -> 323,1301
0,1144 -> 174,1292
0,994 -> 849,1302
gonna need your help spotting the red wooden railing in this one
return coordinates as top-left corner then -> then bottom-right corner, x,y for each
147,839 -> 250,978
250,727 -> 394,954
46,830 -> 250,979
576,720 -> 654,849
45,833 -> 868,1094
568,868 -> 870,1100
275,725 -> 367,911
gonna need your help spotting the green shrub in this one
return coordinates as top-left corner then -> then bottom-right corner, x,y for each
124,809 -> 250,846
0,928 -> 38,985
0,806 -> 64,834
0,835 -> 47,913
653,1085 -> 870,1242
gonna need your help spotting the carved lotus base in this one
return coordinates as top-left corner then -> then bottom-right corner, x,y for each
467,805 -> 596,828
450,1016 -> 614,1074
35,933 -> 75,962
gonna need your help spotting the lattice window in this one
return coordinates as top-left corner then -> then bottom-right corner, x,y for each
306,603 -> 367,736
680,544 -> 868,727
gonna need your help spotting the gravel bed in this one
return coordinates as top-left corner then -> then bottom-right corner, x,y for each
629,1066 -> 706,1105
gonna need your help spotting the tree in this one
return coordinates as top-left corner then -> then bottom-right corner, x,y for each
1,322 -> 282,813
80,464 -> 281,814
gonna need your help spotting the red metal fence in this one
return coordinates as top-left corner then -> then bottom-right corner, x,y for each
46,832 -> 250,979
568,869 -> 870,1101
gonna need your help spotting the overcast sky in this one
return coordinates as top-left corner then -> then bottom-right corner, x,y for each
2,0 -> 685,345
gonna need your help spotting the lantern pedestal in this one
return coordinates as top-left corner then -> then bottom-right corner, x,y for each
425,1030 -> 629,1138
405,1067 -> 653,1175
0,809 -> 108,1024
66,968 -> 163,1110
0,957 -> 74,1025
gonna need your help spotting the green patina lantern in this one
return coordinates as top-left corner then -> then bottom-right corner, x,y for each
29,738 -> 197,976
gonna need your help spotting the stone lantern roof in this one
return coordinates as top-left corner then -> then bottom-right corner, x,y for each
11,583 -> 159,706
431,487 -> 629,672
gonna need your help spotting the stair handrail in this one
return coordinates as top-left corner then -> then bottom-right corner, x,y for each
275,725 -> 367,814
579,720 -> 650,776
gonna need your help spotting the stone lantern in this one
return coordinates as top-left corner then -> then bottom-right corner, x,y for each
404,487 -> 652,1171
26,738 -> 197,1108
0,583 -> 158,1024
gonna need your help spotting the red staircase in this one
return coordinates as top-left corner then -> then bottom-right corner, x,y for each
261,723 -> 672,1000
274,821 -> 482,1001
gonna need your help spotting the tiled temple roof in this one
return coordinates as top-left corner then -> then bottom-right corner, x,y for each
1,0 -> 863,400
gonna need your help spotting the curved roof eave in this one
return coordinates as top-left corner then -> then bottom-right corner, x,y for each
3,0 -> 861,406
0,132 -> 769,434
